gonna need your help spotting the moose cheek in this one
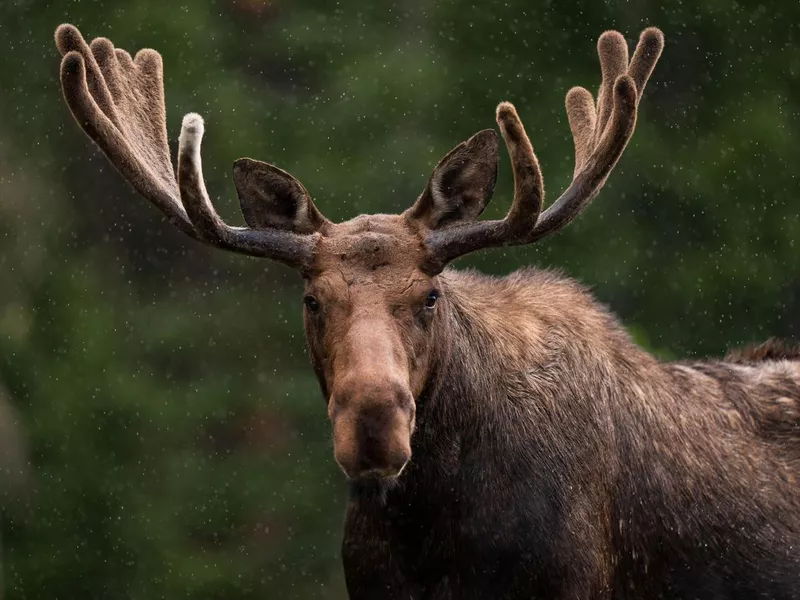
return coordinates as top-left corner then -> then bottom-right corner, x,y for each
416,310 -> 434,330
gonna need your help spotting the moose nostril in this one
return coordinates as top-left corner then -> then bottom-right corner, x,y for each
330,383 -> 414,480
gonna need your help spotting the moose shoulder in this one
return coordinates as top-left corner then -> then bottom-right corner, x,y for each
54,23 -> 800,600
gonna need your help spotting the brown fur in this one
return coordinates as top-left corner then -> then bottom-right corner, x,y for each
725,337 -> 800,363
54,23 -> 799,599
339,266 -> 800,599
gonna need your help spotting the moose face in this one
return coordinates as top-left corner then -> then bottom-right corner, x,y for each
296,129 -> 504,480
302,215 -> 441,480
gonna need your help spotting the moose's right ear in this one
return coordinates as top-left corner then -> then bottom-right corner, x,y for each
233,158 -> 327,234
406,129 -> 499,230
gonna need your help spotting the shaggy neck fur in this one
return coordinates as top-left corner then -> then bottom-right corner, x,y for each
353,266 -> 800,596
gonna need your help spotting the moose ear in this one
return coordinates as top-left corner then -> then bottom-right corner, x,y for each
406,129 -> 499,230
232,158 -> 326,234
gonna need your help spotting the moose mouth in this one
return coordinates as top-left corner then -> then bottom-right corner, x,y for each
348,465 -> 407,482
346,464 -> 408,501
345,452 -> 411,481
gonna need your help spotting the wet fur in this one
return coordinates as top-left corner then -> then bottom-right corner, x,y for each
343,267 -> 800,600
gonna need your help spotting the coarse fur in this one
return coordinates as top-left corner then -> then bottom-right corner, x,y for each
52,22 -> 800,600
341,267 -> 800,599
725,337 -> 800,364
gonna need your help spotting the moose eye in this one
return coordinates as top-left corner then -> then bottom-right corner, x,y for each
304,295 -> 320,313
424,290 -> 439,309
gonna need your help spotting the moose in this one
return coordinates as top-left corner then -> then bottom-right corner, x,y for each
54,23 -> 800,599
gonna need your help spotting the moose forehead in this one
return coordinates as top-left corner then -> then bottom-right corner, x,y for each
311,214 -> 428,283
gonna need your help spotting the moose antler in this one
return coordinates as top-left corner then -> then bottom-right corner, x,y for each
54,24 -> 322,268
426,28 -> 664,265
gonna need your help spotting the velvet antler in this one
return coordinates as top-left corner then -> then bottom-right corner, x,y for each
55,24 -> 326,268
425,28 -> 664,266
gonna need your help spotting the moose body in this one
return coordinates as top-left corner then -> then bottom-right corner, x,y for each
53,22 -> 800,599
341,267 -> 800,599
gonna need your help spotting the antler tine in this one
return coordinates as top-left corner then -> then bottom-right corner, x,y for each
425,27 -> 664,267
55,24 -> 318,269
628,27 -> 666,100
594,31 -> 630,147
494,103 -> 545,239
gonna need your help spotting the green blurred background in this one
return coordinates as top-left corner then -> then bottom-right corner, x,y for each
0,0 -> 798,597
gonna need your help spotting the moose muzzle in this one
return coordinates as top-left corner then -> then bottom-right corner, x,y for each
329,376 -> 415,480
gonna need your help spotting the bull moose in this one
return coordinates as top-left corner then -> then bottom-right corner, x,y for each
54,23 -> 799,599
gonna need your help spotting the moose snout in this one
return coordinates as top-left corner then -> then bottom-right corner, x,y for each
329,378 -> 415,480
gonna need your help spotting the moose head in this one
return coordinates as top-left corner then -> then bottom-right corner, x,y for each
54,24 -> 663,480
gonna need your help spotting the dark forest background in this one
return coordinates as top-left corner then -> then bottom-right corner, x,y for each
0,0 -> 798,598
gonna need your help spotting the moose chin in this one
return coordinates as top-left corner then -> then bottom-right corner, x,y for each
55,22 -> 800,600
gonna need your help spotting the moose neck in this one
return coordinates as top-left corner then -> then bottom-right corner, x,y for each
409,267 -> 664,482
347,266 -> 667,502
426,267 -> 645,412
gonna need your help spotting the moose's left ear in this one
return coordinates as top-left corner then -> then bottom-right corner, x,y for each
233,158 -> 327,234
406,129 -> 499,230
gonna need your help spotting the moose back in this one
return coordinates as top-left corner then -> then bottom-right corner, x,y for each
54,23 -> 799,599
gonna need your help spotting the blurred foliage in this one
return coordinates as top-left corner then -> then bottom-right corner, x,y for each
0,0 -> 798,597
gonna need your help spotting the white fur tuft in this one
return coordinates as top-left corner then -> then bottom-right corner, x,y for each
179,113 -> 205,149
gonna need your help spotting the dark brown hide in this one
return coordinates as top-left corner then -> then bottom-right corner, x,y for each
341,268 -> 800,599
